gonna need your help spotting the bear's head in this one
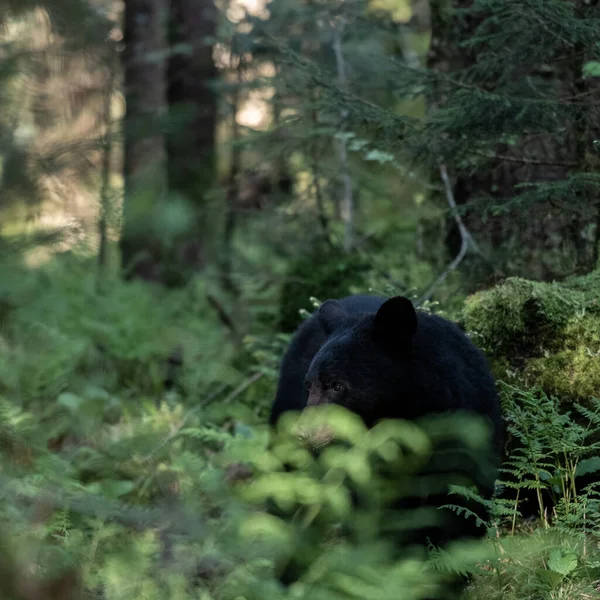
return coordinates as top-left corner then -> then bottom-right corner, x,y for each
304,296 -> 418,427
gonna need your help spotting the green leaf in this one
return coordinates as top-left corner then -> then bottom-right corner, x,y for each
547,548 -> 577,577
582,61 -> 600,78
234,422 -> 254,439
294,478 -> 324,505
348,138 -> 369,152
105,480 -> 136,498
334,132 -> 356,143
536,568 -> 564,589
85,480 -> 136,499
57,392 -> 83,412
575,456 -> 600,478
364,149 -> 395,164
239,512 -> 291,545
323,485 -> 352,518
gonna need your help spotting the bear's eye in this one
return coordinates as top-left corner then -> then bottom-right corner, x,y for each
331,382 -> 343,392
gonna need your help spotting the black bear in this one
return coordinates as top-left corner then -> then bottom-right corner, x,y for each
269,294 -> 505,589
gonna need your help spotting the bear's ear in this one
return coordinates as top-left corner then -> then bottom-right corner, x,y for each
373,296 -> 417,351
317,300 -> 349,335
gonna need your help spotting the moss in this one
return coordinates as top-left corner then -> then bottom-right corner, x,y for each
562,268 -> 600,298
562,314 -> 600,351
485,356 -> 516,382
463,276 -> 599,357
462,270 -> 600,405
523,348 -> 600,403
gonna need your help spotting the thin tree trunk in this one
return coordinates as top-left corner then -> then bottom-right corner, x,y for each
220,38 -> 242,295
167,0 -> 217,198
332,17 -> 354,253
98,51 -> 116,279
272,63 -> 293,201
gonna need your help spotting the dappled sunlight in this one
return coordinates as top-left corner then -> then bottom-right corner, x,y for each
226,0 -> 270,22
236,86 -> 274,129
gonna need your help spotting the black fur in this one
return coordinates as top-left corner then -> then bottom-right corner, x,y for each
271,294 -> 504,456
270,294 -> 505,592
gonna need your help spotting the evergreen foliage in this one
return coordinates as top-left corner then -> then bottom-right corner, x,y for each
278,245 -> 370,331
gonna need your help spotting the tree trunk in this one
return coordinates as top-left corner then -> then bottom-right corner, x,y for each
121,0 -> 217,286
427,0 -> 600,285
98,52 -> 116,283
121,0 -> 169,282
165,0 -> 218,277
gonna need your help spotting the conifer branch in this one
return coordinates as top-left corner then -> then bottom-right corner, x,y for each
473,150 -> 578,167
265,34 -> 418,137
516,3 -> 575,49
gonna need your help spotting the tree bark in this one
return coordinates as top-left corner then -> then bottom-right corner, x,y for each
121,0 -> 217,285
165,0 -> 218,276
121,0 -> 169,282
98,51 -> 116,281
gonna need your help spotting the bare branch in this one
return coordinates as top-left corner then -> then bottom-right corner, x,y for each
206,292 -> 239,339
223,371 -> 264,404
417,164 -> 474,305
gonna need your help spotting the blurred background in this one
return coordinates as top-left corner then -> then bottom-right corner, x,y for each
0,0 -> 600,599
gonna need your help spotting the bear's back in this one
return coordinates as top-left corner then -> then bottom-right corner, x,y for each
410,311 -> 504,455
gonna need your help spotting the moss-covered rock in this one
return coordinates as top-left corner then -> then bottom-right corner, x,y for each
462,272 -> 600,404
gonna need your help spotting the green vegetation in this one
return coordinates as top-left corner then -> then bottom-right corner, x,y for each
279,246 -> 370,331
463,271 -> 600,404
1,254 -> 600,599
1,0 -> 600,598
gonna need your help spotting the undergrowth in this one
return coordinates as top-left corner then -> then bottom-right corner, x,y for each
497,383 -> 600,535
0,255 -> 599,598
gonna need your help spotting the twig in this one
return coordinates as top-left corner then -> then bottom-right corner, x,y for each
440,166 -> 481,255
417,164 -> 475,304
222,371 -> 264,404
206,292 -> 238,338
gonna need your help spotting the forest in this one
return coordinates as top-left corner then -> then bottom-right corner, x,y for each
0,0 -> 600,598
